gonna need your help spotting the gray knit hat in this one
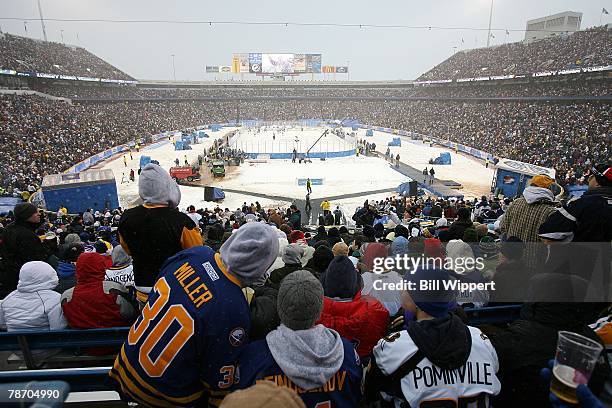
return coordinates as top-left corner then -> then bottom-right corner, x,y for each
64,233 -> 82,245
277,270 -> 324,330
220,222 -> 279,285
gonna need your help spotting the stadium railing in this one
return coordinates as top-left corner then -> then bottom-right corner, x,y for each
0,305 -> 522,394
0,327 -> 128,369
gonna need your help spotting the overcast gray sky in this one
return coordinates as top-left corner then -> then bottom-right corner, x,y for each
1,0 -> 610,80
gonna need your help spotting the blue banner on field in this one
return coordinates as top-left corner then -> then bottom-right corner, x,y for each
297,178 -> 323,186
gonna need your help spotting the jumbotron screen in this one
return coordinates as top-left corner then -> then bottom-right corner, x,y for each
242,53 -> 322,74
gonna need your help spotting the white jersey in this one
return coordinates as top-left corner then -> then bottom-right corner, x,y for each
373,326 -> 501,408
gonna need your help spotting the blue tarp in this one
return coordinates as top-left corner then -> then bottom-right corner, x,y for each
365,129 -> 374,137
213,188 -> 225,200
388,137 -> 401,147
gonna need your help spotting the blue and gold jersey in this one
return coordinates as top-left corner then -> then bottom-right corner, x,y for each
109,246 -> 250,407
237,338 -> 363,408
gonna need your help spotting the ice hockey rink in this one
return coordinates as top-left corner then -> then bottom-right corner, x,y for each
99,125 -> 493,213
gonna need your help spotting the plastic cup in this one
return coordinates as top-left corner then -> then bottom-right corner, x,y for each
550,331 -> 603,404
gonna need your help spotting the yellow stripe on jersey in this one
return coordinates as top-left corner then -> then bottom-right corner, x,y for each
110,366 -> 173,408
117,347 -> 204,405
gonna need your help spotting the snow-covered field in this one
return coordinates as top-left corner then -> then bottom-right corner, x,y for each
98,125 -> 491,213
359,129 -> 494,198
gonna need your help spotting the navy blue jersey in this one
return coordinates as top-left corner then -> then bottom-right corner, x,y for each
109,246 -> 250,407
237,338 -> 363,408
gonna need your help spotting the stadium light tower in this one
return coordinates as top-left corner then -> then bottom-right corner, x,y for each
36,0 -> 48,41
486,0 -> 494,47
171,54 -> 176,81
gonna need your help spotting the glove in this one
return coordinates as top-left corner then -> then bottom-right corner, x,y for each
540,360 -> 603,408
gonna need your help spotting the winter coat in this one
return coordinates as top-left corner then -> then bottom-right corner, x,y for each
288,210 -> 302,230
500,186 -> 558,268
317,292 -> 389,357
249,285 -> 280,341
483,303 -> 610,407
0,220 -> 48,297
61,253 -> 137,329
0,261 -> 67,331
266,263 -> 303,290
539,185 -> 612,243
445,219 -> 474,241
488,259 -> 533,304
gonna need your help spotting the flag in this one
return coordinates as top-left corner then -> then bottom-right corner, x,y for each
505,29 -> 509,35
603,8 -> 609,14
490,33 -> 495,38
461,38 -> 464,43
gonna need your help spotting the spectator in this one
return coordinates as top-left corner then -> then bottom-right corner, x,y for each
365,267 -> 501,406
0,261 -> 66,331
55,242 -> 84,294
104,245 -> 134,287
60,252 -> 137,329
318,256 -> 389,357
484,302 -> 609,407
500,175 -> 558,268
288,204 -> 301,231
446,207 -> 473,241
109,222 -> 279,406
0,203 -> 47,297
238,270 -> 363,407
361,241 -> 404,316
205,223 -> 225,252
118,163 -> 202,304
488,237 -> 530,303
304,245 -> 334,278
267,244 -> 306,289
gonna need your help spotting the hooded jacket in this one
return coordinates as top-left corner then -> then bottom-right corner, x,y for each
61,253 -> 137,328
118,165 -> 202,292
366,314 -> 500,407
238,324 -> 363,407
0,261 -> 67,331
317,292 -> 389,357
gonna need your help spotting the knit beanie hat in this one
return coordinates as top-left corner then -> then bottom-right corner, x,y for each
321,256 -> 360,299
530,174 -> 554,189
220,223 -> 280,285
311,245 -> 334,272
403,267 -> 456,318
332,242 -> 349,257
277,270 -> 324,330
282,244 -> 304,265
288,230 -> 305,244
14,203 -> 38,222
220,381 -> 306,408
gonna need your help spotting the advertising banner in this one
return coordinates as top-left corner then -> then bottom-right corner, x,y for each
322,65 -> 336,73
231,54 -> 240,73
206,66 -> 220,73
249,53 -> 262,73
262,53 -> 294,74
238,53 -> 249,73
219,66 -> 231,73
335,66 -> 348,73
293,54 -> 306,73
306,54 -> 322,73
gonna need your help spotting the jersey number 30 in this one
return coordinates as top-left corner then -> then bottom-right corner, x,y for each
128,278 -> 195,377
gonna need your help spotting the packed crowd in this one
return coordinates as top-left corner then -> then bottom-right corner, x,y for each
419,26 -> 612,80
31,78 -> 611,100
0,163 -> 610,407
2,95 -> 608,193
0,33 -> 133,80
